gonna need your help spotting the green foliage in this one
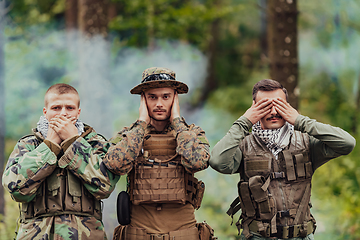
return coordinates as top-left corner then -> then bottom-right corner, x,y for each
312,142 -> 360,239
0,191 -> 20,240
9,0 -> 65,27
109,0 -> 246,49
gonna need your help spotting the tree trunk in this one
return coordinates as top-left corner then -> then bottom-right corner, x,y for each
76,0 -> 113,138
198,0 -> 221,104
65,0 -> 78,31
0,0 -> 6,218
267,0 -> 299,109
78,0 -> 108,38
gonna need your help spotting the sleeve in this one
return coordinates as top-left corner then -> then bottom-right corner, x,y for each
2,137 -> 58,202
102,120 -> 148,175
294,115 -> 356,170
172,117 -> 210,173
57,132 -> 120,200
209,116 -> 253,174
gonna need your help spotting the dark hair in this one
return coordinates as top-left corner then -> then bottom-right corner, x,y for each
45,83 -> 80,107
252,79 -> 288,101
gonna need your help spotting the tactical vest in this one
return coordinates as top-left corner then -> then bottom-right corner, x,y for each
227,131 -> 316,239
128,133 -> 204,209
20,133 -> 102,221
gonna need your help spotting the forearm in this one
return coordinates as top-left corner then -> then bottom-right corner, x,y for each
173,118 -> 210,173
2,141 -> 57,202
103,120 -> 147,175
210,116 -> 253,174
58,136 -> 120,199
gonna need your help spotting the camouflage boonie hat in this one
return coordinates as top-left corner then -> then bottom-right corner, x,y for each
130,67 -> 189,94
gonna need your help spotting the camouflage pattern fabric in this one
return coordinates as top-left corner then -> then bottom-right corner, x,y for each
103,117 -> 210,175
2,124 -> 120,240
16,214 -> 107,240
141,67 -> 176,81
130,67 -> 189,95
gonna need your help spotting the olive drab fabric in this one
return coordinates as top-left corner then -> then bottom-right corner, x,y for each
20,168 -> 102,221
2,125 -> 120,240
128,133 -> 204,208
227,131 -> 316,239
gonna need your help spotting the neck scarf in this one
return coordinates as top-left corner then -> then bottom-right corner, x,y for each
37,115 -> 85,138
252,121 -> 294,159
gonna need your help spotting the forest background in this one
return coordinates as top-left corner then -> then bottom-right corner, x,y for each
0,0 -> 359,239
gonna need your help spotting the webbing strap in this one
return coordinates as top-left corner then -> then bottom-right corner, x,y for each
284,151 -> 296,181
133,193 -> 186,203
248,220 -> 315,239
226,197 -> 241,217
294,183 -> 311,224
123,226 -> 147,240
169,226 -> 199,240
135,182 -> 183,190
138,170 -> 182,179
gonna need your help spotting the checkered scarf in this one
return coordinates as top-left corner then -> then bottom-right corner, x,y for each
37,115 -> 85,138
252,121 -> 294,159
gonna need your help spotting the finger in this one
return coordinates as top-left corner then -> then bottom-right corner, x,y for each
255,98 -> 272,108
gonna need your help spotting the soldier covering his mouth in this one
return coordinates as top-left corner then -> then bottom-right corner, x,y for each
103,67 -> 217,240
2,83 -> 120,240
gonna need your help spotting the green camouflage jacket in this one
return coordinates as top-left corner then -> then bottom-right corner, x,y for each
103,117 -> 210,175
2,124 -> 120,240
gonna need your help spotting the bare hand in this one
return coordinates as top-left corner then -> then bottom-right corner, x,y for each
138,94 -> 150,124
243,98 -> 273,124
46,126 -> 62,145
171,91 -> 180,121
273,98 -> 299,125
49,115 -> 78,141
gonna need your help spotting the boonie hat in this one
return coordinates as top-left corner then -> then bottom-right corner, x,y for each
130,67 -> 189,94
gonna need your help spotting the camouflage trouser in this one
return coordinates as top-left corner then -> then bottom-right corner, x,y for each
240,233 -> 315,240
16,214 -> 107,240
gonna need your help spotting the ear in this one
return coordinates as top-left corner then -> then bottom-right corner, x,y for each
43,107 -> 47,116
77,108 -> 81,119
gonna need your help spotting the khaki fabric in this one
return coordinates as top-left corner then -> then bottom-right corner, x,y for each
131,203 -> 197,234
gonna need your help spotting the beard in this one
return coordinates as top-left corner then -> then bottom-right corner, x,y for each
150,109 -> 170,122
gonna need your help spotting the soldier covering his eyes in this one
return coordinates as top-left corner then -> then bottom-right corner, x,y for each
210,79 -> 356,240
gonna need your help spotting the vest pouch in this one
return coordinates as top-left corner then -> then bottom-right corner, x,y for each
81,185 -> 95,216
64,171 -> 82,212
238,181 -> 256,217
46,170 -> 63,215
248,176 -> 276,220
244,155 -> 271,179
193,181 -> 205,210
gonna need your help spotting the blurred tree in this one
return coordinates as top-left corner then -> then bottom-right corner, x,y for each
65,0 -> 78,31
78,0 -> 108,37
267,0 -> 299,109
76,0 -> 113,137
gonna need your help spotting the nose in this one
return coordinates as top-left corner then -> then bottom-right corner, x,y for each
155,99 -> 164,108
60,107 -> 67,116
270,105 -> 277,115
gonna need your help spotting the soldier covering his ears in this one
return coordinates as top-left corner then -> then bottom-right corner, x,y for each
210,79 -> 356,240
2,83 -> 120,239
103,67 -> 217,240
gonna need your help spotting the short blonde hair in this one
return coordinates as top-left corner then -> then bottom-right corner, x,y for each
44,83 -> 80,107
